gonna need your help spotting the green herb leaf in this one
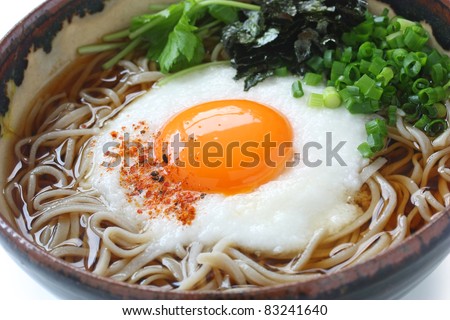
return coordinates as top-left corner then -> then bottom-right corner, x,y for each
208,4 -> 238,24
130,3 -> 183,40
131,3 -> 185,61
159,13 -> 205,73
81,0 -> 259,73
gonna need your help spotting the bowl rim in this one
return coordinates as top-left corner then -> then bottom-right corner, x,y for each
1,0 -> 450,299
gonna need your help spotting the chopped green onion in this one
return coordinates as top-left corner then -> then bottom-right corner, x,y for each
426,50 -> 443,70
403,25 -> 429,51
434,86 -> 447,101
402,102 -> 420,122
434,103 -> 447,118
385,49 -> 394,60
343,63 -> 360,83
358,118 -> 388,157
388,105 -> 397,125
423,103 -> 447,119
304,72 -> 323,86
444,80 -> 450,91
311,10 -> 449,144
373,26 -> 387,40
444,57 -> 450,71
372,48 -> 384,58
408,95 -> 420,105
431,64 -> 445,85
323,50 -> 334,68
374,11 -> 389,26
412,78 -> 430,93
359,59 -> 371,74
395,18 -> 415,31
291,80 -> 304,98
376,67 -> 394,86
357,41 -> 376,59
354,74 -> 376,96
386,21 -> 401,34
404,109 -> 421,123
403,53 -> 422,77
401,102 -> 417,114
378,40 -> 389,50
399,69 -> 410,85
334,76 -> 348,90
306,56 -> 324,73
392,48 -> 408,66
308,93 -> 324,108
274,67 -> 289,77
367,119 -> 388,152
334,48 -> 343,61
366,85 -> 383,100
343,19 -> 374,45
381,85 -> 396,103
355,19 -> 374,36
345,96 -> 378,114
386,31 -> 404,48
367,133 -> 385,152
339,86 -> 360,101
370,99 -> 381,112
418,87 -> 445,105
425,119 -> 448,136
330,61 -> 346,83
414,114 -> 431,130
368,56 -> 387,75
342,32 -> 355,46
323,87 -> 342,108
423,104 -> 437,118
358,142 -> 374,158
415,52 -> 428,66
365,118 -> 388,136
341,47 -> 353,63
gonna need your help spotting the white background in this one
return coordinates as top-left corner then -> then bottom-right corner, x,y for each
0,0 -> 449,300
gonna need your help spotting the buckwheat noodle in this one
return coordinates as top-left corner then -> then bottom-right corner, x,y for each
2,50 -> 449,291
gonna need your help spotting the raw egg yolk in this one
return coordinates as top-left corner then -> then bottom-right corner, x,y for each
155,100 -> 293,194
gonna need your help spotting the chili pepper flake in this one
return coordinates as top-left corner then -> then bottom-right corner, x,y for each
107,120 -> 203,225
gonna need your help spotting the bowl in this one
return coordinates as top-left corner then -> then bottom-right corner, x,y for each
0,0 -> 449,299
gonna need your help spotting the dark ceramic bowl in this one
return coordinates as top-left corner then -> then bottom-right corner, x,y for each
0,0 -> 449,299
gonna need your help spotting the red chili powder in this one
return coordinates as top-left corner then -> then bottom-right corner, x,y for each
106,121 -> 202,225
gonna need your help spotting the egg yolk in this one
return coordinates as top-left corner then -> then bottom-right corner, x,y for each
155,100 -> 293,194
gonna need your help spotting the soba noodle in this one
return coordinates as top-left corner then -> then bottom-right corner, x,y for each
2,46 -> 449,291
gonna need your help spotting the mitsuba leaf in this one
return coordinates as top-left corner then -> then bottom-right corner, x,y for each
208,4 -> 239,24
159,14 -> 205,73
132,3 -> 185,61
223,0 -> 368,90
156,1 -> 206,73
131,3 -> 184,36
133,0 -> 206,70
